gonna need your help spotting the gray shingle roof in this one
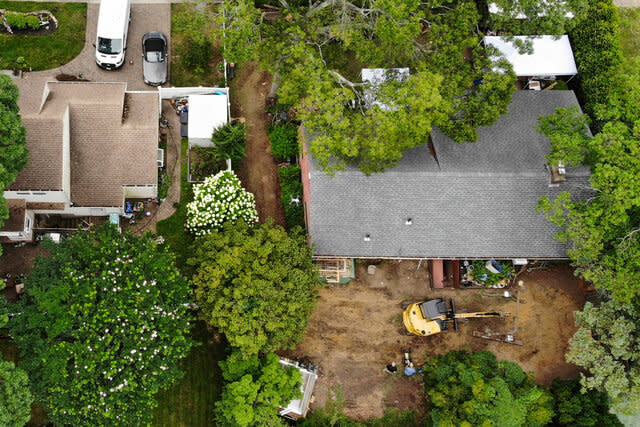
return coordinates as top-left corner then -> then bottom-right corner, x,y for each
306,90 -> 591,259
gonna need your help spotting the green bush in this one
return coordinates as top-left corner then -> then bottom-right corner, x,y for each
550,378 -> 622,427
569,1 -> 623,129
25,15 -> 40,31
5,13 -> 27,29
211,121 -> 247,168
470,260 -> 513,287
269,123 -> 298,162
158,170 -> 170,199
279,165 -> 305,230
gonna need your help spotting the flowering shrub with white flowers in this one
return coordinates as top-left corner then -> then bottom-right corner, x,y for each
186,170 -> 258,236
8,225 -> 194,427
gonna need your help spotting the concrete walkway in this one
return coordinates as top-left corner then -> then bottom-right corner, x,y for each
615,0 -> 640,6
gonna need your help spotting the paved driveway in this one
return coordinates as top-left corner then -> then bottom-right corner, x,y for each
27,3 -> 170,90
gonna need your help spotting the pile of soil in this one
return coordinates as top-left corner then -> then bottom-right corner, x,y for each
284,261 -> 586,420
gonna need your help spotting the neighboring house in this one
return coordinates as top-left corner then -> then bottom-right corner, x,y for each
0,81 -> 159,242
300,91 -> 592,285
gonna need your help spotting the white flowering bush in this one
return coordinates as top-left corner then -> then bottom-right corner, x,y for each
186,170 -> 258,236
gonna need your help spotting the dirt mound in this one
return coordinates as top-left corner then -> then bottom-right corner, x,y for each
284,261 -> 585,420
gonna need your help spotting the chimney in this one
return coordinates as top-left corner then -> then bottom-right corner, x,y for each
549,162 -> 566,186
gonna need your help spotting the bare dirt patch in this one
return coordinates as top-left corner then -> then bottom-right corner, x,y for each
230,62 -> 285,226
284,261 -> 585,420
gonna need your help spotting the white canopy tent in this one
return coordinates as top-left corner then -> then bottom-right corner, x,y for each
158,87 -> 230,147
485,35 -> 578,77
488,1 -> 574,19
187,94 -> 228,147
361,67 -> 410,111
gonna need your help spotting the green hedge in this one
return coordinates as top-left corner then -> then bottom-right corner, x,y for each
569,1 -> 623,129
278,165 -> 304,230
5,12 -> 40,30
268,123 -> 298,162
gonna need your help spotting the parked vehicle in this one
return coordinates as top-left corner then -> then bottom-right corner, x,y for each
94,0 -> 131,70
142,32 -> 168,86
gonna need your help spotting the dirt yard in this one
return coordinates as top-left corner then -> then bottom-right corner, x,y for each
230,62 -> 286,227
285,261 -> 586,420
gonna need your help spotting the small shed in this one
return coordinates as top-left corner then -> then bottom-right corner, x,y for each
485,35 -> 578,78
278,359 -> 318,420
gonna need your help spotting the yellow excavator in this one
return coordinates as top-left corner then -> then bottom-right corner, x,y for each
403,298 -> 509,337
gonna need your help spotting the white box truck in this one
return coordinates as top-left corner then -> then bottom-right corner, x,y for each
94,0 -> 131,70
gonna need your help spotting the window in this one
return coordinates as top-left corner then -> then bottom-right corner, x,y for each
98,37 -> 122,55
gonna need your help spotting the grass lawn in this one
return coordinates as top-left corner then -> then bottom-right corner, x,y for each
152,321 -> 226,427
154,138 -> 227,426
619,7 -> 640,61
156,138 -> 194,269
0,1 -> 86,70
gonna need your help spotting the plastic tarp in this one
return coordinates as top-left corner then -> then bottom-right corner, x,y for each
485,35 -> 578,77
188,94 -> 229,147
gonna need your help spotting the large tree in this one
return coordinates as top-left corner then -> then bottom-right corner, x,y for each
220,0 -> 519,174
537,107 -> 640,303
550,378 -> 622,427
9,225 -> 194,426
215,351 -> 301,427
0,282 -> 33,427
423,350 -> 554,427
0,75 -> 29,254
566,301 -> 640,415
189,220 -> 320,355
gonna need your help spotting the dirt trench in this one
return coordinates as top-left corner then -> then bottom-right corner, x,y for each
230,62 -> 285,226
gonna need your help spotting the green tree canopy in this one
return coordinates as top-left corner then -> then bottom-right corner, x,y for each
0,75 -> 29,254
215,351 -> 302,427
9,225 -> 194,426
0,282 -> 33,427
550,378 -> 622,427
537,107 -> 640,303
566,301 -> 640,415
220,0 -> 519,174
189,220 -> 320,355
423,350 -> 554,427
0,359 -> 33,427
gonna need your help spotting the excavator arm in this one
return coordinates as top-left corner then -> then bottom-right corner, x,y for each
453,311 -> 509,319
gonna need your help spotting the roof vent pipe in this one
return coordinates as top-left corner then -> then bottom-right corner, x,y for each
405,218 -> 413,225
364,234 -> 371,242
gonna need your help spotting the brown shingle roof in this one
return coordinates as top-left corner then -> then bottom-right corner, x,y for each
0,199 -> 26,232
9,82 -> 158,207
9,117 -> 63,191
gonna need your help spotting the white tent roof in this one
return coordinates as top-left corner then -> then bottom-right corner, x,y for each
485,35 -> 578,77
188,94 -> 229,143
488,1 -> 574,19
361,68 -> 410,111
